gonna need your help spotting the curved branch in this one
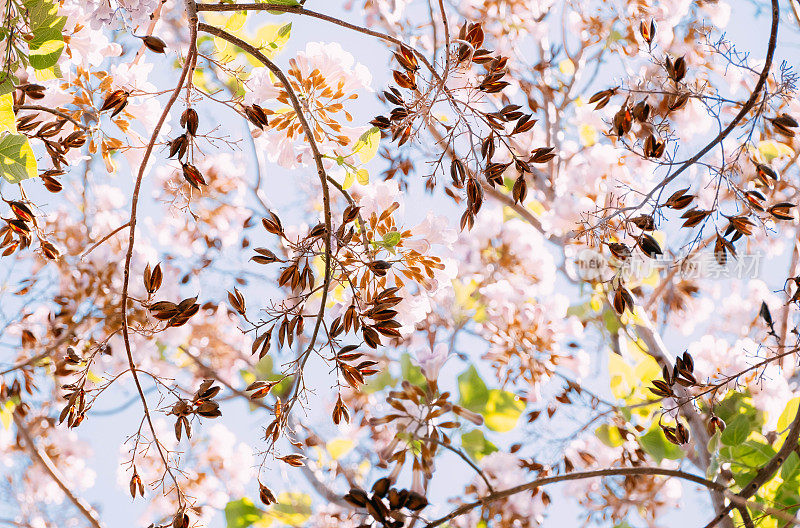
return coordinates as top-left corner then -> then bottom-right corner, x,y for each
424,466 -> 724,528
605,0 -> 780,222
14,414 -> 104,528
118,0 -> 199,507
13,105 -> 87,130
197,22 -> 334,424
194,3 -> 437,77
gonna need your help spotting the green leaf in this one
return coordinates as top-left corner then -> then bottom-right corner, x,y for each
720,440 -> 776,469
0,132 -> 37,183
638,425 -> 684,464
457,365 -> 489,413
23,0 -> 66,71
401,353 -> 426,387
461,429 -> 498,461
714,392 -> 761,426
782,452 -> 800,481
382,231 -> 401,248
362,367 -> 396,393
353,126 -> 380,164
483,390 -> 524,432
277,22 -> 292,38
595,424 -> 624,448
720,415 -> 751,446
225,498 -> 264,528
28,28 -> 65,70
271,492 -> 312,526
0,74 -> 18,96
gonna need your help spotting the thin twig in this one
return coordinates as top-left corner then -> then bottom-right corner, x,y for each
118,0 -> 199,508
196,22 -> 334,426
13,105 -> 87,130
80,222 -> 130,259
589,0 -> 780,227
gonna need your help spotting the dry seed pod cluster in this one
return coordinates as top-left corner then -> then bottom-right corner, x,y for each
344,477 -> 429,528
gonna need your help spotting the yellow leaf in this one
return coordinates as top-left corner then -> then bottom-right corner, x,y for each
356,168 -> 369,186
527,199 -> 546,216
483,390 -> 525,432
0,93 -> 17,134
0,132 -> 37,183
34,65 -> 61,81
558,59 -> 575,76
326,438 -> 355,460
578,124 -> 597,147
778,397 -> 800,442
757,140 -> 794,162
270,492 -> 312,527
608,350 -> 635,399
255,23 -> 292,60
213,37 -> 236,63
0,400 -> 15,429
354,127 -> 380,164
224,11 -> 248,31
342,171 -> 355,190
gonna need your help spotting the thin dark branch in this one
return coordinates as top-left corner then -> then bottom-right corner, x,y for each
592,0 -> 781,226
14,414 -> 104,528
118,0 -> 199,507
14,104 -> 87,130
196,21 -> 334,426
424,467 -> 725,528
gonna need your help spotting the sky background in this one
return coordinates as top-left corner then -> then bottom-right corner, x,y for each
3,0 -> 800,526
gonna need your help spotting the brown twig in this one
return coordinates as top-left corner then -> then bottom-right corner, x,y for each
79,222 -> 130,259
118,0 -> 199,508
424,466 -> 725,528
590,0 -> 780,227
194,3 -> 439,77
13,105 -> 87,130
196,22 -> 334,424
13,414 -> 105,528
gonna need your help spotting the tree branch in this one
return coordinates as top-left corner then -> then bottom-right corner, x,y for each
118,0 -> 199,508
196,22 -> 335,427
593,0 -> 780,225
13,414 -> 105,528
14,105 -> 87,130
424,466 -> 725,528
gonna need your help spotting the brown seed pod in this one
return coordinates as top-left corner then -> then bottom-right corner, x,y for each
664,188 -> 694,209
372,477 -> 391,498
630,214 -> 656,231
665,55 -> 686,83
180,108 -> 199,136
344,488 -> 369,508
640,19 -> 656,45
99,89 -> 129,117
637,233 -> 663,257
181,163 -> 206,189
613,286 -> 634,314
259,483 -> 276,505
141,35 -> 167,54
607,242 -> 631,260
